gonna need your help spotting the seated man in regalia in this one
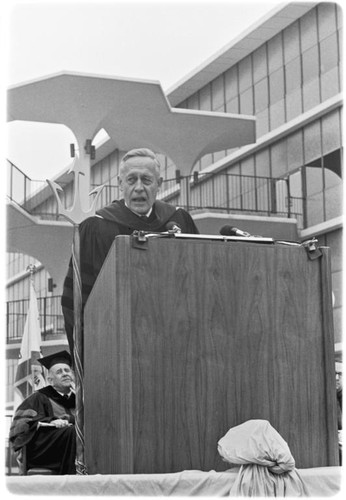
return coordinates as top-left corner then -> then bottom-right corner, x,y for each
9,350 -> 76,475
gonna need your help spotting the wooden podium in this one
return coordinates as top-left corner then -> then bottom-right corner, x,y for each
84,235 -> 338,474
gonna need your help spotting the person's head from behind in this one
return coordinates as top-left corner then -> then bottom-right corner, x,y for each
335,362 -> 343,392
118,148 -> 163,215
39,350 -> 74,395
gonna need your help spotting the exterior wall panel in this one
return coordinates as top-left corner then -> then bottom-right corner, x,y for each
300,8 -> 318,51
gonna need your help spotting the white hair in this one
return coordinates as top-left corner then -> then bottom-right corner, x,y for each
119,148 -> 161,178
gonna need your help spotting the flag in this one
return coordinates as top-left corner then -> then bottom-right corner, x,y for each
14,280 -> 45,408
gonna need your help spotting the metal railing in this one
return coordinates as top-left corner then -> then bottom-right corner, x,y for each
7,161 -> 44,205
166,171 -> 302,219
91,172 -> 303,223
6,295 -> 65,343
7,159 -> 304,226
7,160 -> 69,220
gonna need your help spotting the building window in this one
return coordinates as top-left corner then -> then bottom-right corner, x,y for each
211,75 -> 225,111
238,55 -> 252,93
254,77 -> 269,114
240,88 -> 253,115
300,8 -> 318,52
285,57 -> 302,93
320,32 -> 339,74
253,44 -> 267,83
267,32 -> 283,73
283,21 -> 300,64
302,45 -> 320,84
317,3 -> 338,41
269,67 -> 285,104
224,66 -> 238,102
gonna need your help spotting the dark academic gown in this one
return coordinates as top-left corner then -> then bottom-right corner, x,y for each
337,388 -> 342,430
337,388 -> 342,464
9,386 -> 76,475
61,199 -> 199,353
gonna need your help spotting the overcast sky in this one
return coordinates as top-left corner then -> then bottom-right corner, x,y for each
5,0 -> 277,179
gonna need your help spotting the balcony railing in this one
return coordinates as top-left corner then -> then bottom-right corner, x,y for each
6,295 -> 65,344
7,159 -> 304,227
162,171 -> 302,221
7,160 -> 69,220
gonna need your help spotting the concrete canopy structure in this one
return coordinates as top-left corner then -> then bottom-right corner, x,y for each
7,203 -> 73,291
7,71 -> 256,179
7,71 -> 256,284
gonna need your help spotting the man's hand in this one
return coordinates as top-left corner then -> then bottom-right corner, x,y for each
51,419 -> 70,428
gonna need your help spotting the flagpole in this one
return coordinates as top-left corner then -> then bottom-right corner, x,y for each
47,143 -> 104,476
26,264 -> 37,393
72,223 -> 87,475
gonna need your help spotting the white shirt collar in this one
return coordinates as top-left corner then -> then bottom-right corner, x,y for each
124,202 -> 153,218
56,389 -> 73,397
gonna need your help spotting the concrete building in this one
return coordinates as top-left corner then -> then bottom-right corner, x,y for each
6,1 -> 342,418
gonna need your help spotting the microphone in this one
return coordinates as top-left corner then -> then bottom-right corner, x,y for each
219,225 -> 251,237
166,221 -> 182,233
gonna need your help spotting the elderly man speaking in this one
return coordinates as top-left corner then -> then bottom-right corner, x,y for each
61,148 -> 199,354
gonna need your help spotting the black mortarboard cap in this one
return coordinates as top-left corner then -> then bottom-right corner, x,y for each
38,350 -> 72,370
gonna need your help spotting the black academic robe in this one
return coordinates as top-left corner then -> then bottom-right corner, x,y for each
9,386 -> 76,474
337,388 -> 342,430
61,199 -> 199,353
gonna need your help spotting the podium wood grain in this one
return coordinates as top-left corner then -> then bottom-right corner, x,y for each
84,236 -> 338,474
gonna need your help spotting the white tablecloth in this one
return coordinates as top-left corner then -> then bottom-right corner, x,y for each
5,466 -> 342,496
